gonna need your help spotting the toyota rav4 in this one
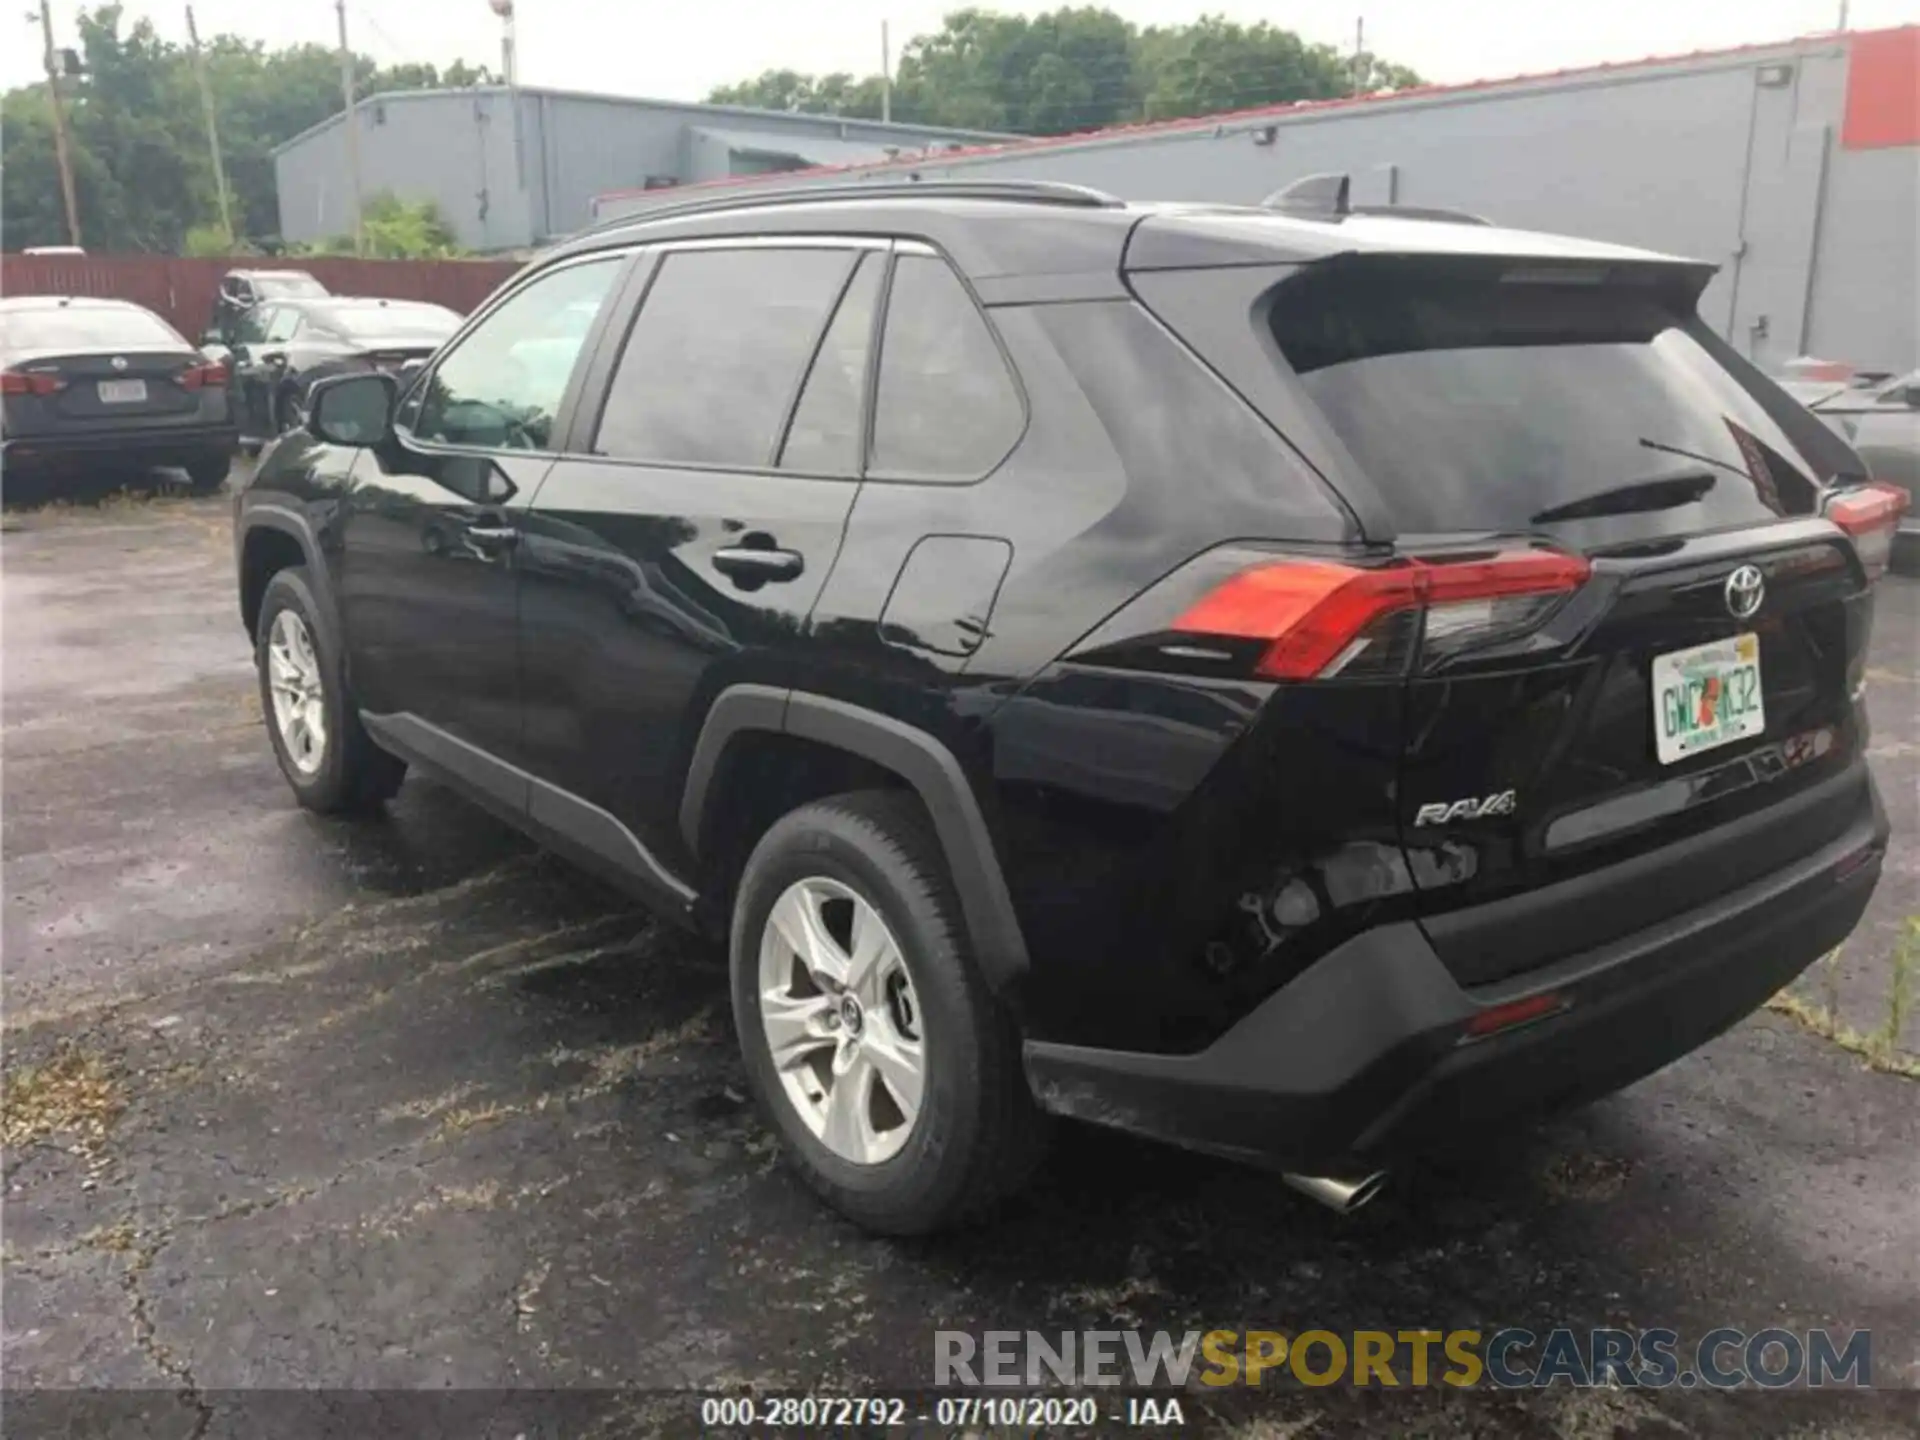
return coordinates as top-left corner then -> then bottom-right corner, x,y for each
233,178 -> 1900,1234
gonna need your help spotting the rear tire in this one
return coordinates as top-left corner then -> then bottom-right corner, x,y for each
255,566 -> 406,814
730,790 -> 1047,1234
186,455 -> 229,492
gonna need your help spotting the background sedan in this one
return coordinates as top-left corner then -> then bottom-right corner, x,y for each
213,297 -> 462,450
1792,369 -> 1920,571
1,295 -> 235,502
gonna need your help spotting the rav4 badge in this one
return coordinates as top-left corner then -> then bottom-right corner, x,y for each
1414,790 -> 1518,826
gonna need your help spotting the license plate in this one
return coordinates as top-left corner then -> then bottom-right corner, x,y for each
1653,633 -> 1765,764
97,379 -> 147,404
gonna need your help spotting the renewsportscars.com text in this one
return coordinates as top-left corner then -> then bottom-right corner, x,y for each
935,1327 -> 1873,1389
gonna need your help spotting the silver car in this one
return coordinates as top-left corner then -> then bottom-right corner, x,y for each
1785,370 -> 1920,570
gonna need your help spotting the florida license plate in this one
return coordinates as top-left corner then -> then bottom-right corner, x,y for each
1653,633 -> 1765,764
97,379 -> 147,403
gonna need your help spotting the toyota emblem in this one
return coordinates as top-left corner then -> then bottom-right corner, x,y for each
1724,564 -> 1765,620
110,355 -> 129,371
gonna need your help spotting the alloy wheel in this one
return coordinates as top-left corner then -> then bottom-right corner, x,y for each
266,609 -> 327,775
758,877 -> 925,1165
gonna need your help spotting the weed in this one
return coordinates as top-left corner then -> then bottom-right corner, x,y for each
1,1048 -> 124,1153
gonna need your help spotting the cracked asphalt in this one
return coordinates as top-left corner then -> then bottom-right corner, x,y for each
3,493 -> 1916,1438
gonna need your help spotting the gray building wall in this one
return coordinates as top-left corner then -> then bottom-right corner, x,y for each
597,32 -> 1918,372
273,89 -> 1005,253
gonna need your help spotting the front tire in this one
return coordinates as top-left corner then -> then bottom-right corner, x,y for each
255,566 -> 406,814
731,790 -> 1046,1234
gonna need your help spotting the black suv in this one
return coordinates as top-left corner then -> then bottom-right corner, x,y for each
233,179 -> 1901,1234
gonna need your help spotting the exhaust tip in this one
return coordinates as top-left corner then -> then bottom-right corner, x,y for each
1282,1169 -> 1389,1214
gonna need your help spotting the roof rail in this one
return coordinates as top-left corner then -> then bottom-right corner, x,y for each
1350,203 -> 1491,226
584,178 -> 1125,235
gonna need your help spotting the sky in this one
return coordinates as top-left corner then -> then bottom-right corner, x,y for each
8,0 -> 1917,102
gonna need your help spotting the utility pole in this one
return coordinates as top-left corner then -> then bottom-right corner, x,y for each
35,0 -> 82,246
1836,1 -> 1850,29
489,0 -> 516,85
1352,16 -> 1366,97
881,20 -> 891,124
334,0 -> 364,255
185,5 -> 233,245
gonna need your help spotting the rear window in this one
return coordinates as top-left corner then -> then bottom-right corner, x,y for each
1,305 -> 183,354
252,273 -> 328,298
1271,258 -> 1823,536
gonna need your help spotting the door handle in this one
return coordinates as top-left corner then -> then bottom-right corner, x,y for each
713,546 -> 804,583
464,523 -> 519,554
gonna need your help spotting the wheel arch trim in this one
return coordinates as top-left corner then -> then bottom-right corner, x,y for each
238,503 -> 337,650
682,686 -> 1031,989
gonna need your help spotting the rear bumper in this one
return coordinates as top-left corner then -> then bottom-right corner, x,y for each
1024,774 -> 1887,1168
3,424 -> 238,472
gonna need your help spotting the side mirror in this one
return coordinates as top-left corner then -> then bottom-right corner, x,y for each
308,372 -> 397,446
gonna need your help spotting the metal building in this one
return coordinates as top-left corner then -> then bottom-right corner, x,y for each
595,26 -> 1920,373
271,89 -> 1009,253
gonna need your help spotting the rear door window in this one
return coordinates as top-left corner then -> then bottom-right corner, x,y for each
1269,257 -> 1823,537
592,247 -> 855,469
870,253 -> 1022,481
778,254 -> 883,476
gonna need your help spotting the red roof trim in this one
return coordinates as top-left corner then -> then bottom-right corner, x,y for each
595,25 -> 1907,210
1842,26 -> 1920,148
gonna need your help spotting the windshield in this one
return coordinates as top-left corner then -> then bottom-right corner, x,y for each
316,303 -> 461,341
1,305 -> 184,355
1272,257 -> 1823,537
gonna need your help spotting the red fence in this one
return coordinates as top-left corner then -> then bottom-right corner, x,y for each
1,255 -> 523,339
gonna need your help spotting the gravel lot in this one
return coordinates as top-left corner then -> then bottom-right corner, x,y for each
4,490 -> 1916,1437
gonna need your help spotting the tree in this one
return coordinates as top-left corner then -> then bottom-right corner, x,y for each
300,193 -> 461,259
0,3 -> 487,252
704,7 -> 1421,137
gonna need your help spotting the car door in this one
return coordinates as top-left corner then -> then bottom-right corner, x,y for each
329,252 -> 632,780
227,303 -> 277,439
515,239 -> 883,875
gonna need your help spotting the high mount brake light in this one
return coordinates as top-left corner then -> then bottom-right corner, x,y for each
1172,550 -> 1591,680
1825,483 -> 1909,581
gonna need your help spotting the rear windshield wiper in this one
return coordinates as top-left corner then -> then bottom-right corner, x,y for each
1529,469 -> 1717,525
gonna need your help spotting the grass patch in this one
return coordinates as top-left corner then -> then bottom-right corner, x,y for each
1766,933 -> 1920,1080
1,1048 -> 125,1153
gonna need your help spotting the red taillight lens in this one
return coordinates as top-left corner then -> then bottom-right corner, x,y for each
178,360 -> 228,390
1,368 -> 65,396
1172,550 -> 1590,680
1825,482 -> 1909,581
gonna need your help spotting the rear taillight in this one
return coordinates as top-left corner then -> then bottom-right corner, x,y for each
1,368 -> 65,396
178,360 -> 229,390
1172,550 -> 1591,680
1825,483 -> 1909,581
